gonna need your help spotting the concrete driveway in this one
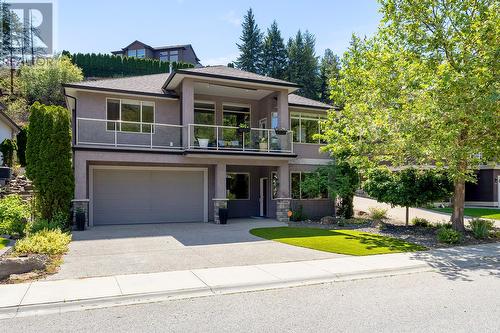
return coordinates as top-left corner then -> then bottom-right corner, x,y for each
50,219 -> 344,280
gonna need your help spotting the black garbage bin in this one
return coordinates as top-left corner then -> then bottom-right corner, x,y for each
218,208 -> 228,225
75,210 -> 86,231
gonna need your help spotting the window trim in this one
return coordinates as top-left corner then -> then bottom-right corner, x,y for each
105,97 -> 156,134
226,172 -> 250,200
290,171 -> 329,200
290,112 -> 326,144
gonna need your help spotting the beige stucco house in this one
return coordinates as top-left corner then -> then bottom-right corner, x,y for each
64,66 -> 334,227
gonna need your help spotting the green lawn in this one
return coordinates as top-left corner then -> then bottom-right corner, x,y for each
250,227 -> 427,256
431,207 -> 500,220
0,237 -> 9,250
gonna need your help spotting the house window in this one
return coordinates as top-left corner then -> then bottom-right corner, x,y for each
227,173 -> 250,200
159,51 -> 168,62
106,98 -> 155,133
290,112 -> 326,143
127,49 -> 145,58
223,104 -> 250,127
169,50 -> 179,62
194,102 -> 216,145
291,171 -> 328,200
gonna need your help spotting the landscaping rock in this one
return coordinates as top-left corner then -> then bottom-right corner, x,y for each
320,216 -> 336,225
0,254 -> 49,279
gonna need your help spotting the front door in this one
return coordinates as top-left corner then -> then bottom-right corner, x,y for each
259,177 -> 268,217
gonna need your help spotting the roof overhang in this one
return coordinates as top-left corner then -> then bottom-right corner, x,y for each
164,70 -> 300,93
289,104 -> 331,111
0,110 -> 20,132
63,84 -> 179,100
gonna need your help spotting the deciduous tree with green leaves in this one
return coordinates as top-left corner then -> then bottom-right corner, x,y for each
235,8 -> 263,74
19,55 -> 83,106
323,0 -> 499,230
364,167 -> 453,225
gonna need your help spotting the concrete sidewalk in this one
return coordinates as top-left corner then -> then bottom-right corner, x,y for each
1,243 -> 498,319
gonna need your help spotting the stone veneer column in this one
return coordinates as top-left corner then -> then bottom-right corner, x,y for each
213,163 -> 227,224
276,164 -> 291,222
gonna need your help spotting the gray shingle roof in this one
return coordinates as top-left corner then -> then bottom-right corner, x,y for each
288,94 -> 331,109
174,66 -> 300,87
64,73 -> 174,97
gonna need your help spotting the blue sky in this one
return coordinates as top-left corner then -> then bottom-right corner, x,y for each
57,0 -> 381,65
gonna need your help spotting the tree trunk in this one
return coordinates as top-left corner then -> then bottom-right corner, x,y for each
451,179 -> 465,231
405,206 -> 409,226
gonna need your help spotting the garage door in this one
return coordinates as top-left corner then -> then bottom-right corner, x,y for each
92,168 -> 206,225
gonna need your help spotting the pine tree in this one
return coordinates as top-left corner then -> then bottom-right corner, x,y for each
261,21 -> 287,79
286,30 -> 320,99
235,8 -> 263,74
319,49 -> 340,104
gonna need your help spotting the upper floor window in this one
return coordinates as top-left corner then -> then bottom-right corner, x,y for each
127,49 -> 145,58
159,50 -> 179,62
290,112 -> 326,144
106,98 -> 154,133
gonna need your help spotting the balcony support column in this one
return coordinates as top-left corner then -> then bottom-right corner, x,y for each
277,89 -> 289,129
276,163 -> 291,223
213,163 -> 228,224
182,78 -> 194,148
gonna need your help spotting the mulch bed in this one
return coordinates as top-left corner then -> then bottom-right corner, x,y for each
288,219 -> 499,249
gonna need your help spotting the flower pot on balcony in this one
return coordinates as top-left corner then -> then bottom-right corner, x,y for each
198,138 -> 209,148
274,128 -> 288,135
259,142 -> 268,151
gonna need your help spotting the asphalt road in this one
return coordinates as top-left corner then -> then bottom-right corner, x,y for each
3,266 -> 499,333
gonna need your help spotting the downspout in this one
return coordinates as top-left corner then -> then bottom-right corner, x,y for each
64,92 -> 77,147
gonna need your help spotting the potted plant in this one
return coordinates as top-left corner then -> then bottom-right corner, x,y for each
274,128 -> 288,135
75,207 -> 86,231
237,123 -> 250,134
259,137 -> 268,151
197,138 -> 209,148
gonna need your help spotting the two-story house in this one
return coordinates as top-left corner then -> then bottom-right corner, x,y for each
111,40 -> 201,66
63,66 -> 334,227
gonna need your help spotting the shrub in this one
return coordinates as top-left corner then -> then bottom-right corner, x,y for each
14,229 -> 71,255
368,207 -> 387,220
0,138 -> 17,167
412,217 -> 432,228
26,212 -> 69,234
26,103 -> 74,220
290,205 -> 307,222
469,218 -> 494,239
437,226 -> 462,244
0,195 -> 30,236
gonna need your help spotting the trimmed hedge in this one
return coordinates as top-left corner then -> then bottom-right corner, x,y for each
63,51 -> 194,78
26,103 -> 74,220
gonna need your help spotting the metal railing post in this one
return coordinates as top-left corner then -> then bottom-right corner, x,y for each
267,129 -> 270,152
150,124 -> 153,149
216,125 -> 219,150
114,121 -> 117,147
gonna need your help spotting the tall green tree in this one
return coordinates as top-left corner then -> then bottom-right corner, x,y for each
26,103 -> 74,220
319,49 -> 340,104
261,21 -> 287,79
286,30 -> 320,99
235,8 -> 263,74
324,1 -> 500,230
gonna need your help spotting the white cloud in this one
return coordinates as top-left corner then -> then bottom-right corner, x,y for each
222,10 -> 242,27
203,52 -> 239,66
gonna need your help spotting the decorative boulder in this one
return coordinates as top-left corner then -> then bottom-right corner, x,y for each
320,216 -> 336,225
0,254 -> 49,279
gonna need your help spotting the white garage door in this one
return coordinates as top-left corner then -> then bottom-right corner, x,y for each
92,167 -> 206,225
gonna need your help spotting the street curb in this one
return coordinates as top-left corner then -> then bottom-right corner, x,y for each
0,263 -> 432,319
